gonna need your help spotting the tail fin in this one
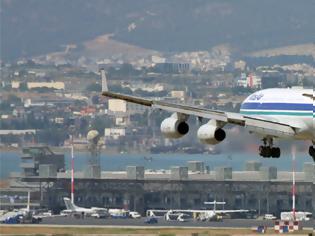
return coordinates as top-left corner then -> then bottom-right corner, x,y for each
100,68 -> 108,92
63,197 -> 77,210
27,191 -> 30,211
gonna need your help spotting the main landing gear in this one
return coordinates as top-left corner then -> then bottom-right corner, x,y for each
309,145 -> 315,162
259,138 -> 281,158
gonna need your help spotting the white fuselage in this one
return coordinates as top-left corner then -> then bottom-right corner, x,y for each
240,88 -> 314,141
63,197 -> 107,216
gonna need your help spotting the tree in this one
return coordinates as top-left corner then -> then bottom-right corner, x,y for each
37,128 -> 68,146
90,116 -> 113,135
86,83 -> 101,92
19,82 -> 28,91
91,95 -> 100,104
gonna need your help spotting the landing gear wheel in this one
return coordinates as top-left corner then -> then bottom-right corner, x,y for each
259,138 -> 281,158
259,146 -> 264,157
264,147 -> 272,158
271,147 -> 281,158
259,146 -> 272,158
309,146 -> 315,162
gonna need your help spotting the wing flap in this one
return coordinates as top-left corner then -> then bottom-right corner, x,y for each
244,117 -> 296,137
216,210 -> 249,213
154,102 -> 228,122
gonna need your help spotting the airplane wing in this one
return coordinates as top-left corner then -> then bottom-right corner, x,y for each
102,91 -> 297,138
216,209 -> 249,213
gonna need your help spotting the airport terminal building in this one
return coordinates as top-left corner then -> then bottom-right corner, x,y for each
1,147 -> 314,218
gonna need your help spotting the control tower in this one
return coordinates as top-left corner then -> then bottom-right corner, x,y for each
85,130 -> 102,178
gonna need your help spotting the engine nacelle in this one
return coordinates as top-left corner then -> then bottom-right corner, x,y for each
160,117 -> 189,139
197,122 -> 226,145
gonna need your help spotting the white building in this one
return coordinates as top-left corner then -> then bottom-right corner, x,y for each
108,99 -> 127,113
108,99 -> 147,115
104,128 -> 126,140
27,82 -> 65,90
11,81 -> 20,89
170,90 -> 186,101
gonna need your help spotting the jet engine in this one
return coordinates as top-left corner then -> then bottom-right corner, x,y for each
197,121 -> 226,145
160,114 -> 189,139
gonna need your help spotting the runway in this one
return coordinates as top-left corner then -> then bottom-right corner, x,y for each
40,215 -> 314,229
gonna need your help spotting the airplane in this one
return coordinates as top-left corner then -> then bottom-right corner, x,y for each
0,191 -> 43,224
100,69 -> 314,162
165,211 -> 190,222
280,211 -> 312,221
63,197 -> 108,218
165,201 -> 248,221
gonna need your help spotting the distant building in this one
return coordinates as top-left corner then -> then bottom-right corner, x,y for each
127,103 -> 147,114
11,81 -> 65,90
108,99 -> 127,113
27,70 -> 46,78
247,74 -> 261,88
19,146 -> 65,177
12,107 -> 26,118
104,128 -> 126,140
11,81 -> 20,89
259,71 -> 286,89
171,90 -> 186,101
0,129 -> 36,135
3,160 -> 314,215
53,117 -> 64,124
27,82 -> 65,90
237,73 -> 261,88
151,55 -> 166,64
122,83 -> 164,92
108,99 -> 147,115
234,60 -> 247,71
154,63 -> 190,74
24,97 -> 75,108
115,116 -> 129,126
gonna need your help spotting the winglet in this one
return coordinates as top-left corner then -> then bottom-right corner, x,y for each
99,68 -> 108,92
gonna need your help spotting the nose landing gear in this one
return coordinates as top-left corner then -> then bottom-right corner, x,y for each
259,138 -> 281,158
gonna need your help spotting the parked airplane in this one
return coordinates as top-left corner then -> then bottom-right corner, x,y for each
100,69 -> 314,162
168,201 -> 248,221
108,208 -> 130,219
165,208 -> 248,221
0,209 -> 27,224
280,211 -> 312,221
0,191 -> 42,224
63,197 -> 108,218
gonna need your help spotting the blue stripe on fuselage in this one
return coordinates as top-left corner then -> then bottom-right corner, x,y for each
241,103 -> 313,111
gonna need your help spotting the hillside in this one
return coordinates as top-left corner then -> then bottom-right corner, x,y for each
1,0 -> 315,61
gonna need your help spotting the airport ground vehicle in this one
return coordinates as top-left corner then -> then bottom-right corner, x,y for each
91,212 -> 109,219
129,211 -> 141,219
263,214 -> 277,220
144,217 -> 158,224
109,209 -> 129,219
